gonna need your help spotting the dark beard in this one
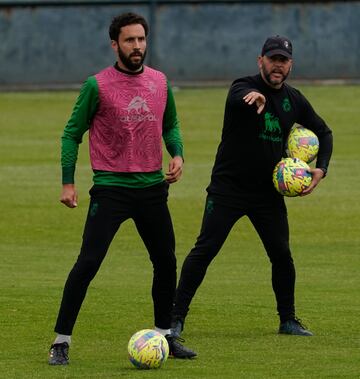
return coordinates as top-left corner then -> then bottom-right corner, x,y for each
117,46 -> 146,71
263,67 -> 290,86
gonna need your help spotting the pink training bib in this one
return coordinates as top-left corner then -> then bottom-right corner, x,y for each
90,65 -> 167,172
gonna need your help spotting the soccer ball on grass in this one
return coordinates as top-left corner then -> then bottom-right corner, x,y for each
273,157 -> 312,197
128,329 -> 169,369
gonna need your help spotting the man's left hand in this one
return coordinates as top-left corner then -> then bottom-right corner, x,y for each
301,168 -> 325,196
165,156 -> 183,184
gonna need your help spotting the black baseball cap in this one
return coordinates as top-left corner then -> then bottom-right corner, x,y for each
261,35 -> 292,58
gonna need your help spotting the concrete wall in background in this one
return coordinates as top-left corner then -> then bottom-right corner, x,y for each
0,1 -> 359,86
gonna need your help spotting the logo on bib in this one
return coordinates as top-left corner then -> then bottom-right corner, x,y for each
121,96 -> 157,122
125,96 -> 150,114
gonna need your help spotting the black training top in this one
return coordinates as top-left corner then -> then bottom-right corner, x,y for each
207,74 -> 333,198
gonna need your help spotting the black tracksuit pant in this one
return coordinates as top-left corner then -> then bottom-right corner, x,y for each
55,182 -> 176,335
173,192 -> 296,323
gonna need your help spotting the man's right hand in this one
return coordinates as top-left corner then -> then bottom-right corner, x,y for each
243,91 -> 266,114
60,184 -> 78,208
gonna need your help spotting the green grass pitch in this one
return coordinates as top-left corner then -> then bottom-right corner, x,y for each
0,85 -> 359,378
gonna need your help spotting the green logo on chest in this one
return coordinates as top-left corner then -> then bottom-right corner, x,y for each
259,112 -> 282,142
282,98 -> 291,112
264,112 -> 281,133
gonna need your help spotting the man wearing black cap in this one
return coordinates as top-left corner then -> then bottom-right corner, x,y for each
170,35 -> 333,345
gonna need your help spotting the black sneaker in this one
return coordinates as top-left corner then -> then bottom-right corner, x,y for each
279,318 -> 313,336
165,334 -> 197,359
48,342 -> 69,365
170,316 -> 184,338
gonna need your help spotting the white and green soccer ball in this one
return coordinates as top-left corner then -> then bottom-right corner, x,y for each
273,157 -> 312,197
128,329 -> 169,369
287,125 -> 319,163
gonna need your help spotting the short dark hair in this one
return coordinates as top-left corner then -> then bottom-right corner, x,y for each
109,12 -> 149,41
